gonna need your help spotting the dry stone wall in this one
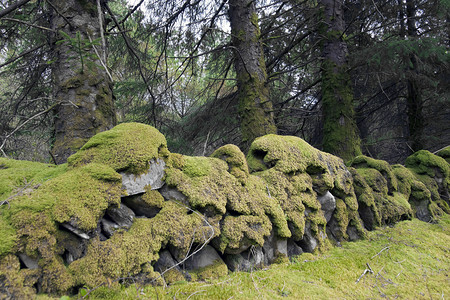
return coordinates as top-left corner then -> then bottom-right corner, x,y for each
0,123 -> 449,298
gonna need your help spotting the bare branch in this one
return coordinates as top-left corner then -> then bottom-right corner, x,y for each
0,0 -> 32,19
2,17 -> 56,32
0,103 -> 58,157
0,44 -> 45,69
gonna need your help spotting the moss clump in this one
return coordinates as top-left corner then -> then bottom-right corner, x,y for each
68,123 -> 169,174
436,146 -> 450,164
0,157 -> 67,202
406,150 -> 450,179
211,144 -> 249,184
69,201 -> 215,287
247,134 -> 365,246
0,160 -> 124,295
165,154 -> 290,253
189,259 -> 228,281
0,254 -> 39,299
353,167 -> 412,225
351,155 -> 398,193
8,163 -> 122,231
141,188 -> 166,209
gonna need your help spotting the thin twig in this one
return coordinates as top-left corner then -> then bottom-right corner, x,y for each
2,17 -> 56,32
151,201 -> 215,282
0,103 -> 58,157
356,263 -> 374,283
186,290 -> 206,300
371,246 -> 390,259
96,0 -> 107,63
87,34 -> 113,81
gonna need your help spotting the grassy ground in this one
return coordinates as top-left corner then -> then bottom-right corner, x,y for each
43,214 -> 450,299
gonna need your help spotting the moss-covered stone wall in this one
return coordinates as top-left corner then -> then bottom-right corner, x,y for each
0,123 -> 448,297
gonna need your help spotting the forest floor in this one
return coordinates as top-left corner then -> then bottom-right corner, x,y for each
41,214 -> 450,300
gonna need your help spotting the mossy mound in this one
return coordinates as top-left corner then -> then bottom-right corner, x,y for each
351,161 -> 412,226
1,124 -> 448,298
68,122 -> 169,174
405,150 -> 450,214
436,146 -> 450,164
247,134 -> 365,246
164,148 -> 290,254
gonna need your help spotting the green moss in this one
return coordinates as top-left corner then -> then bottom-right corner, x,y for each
355,168 -> 388,194
405,150 -> 449,187
68,123 -> 168,174
0,158 -> 67,202
0,254 -> 39,299
164,154 -> 290,249
162,268 -> 185,284
247,135 -> 364,244
351,156 -> 398,193
436,146 -> 450,164
183,156 -> 212,177
217,215 -> 272,253
141,188 -> 165,209
9,164 -> 121,231
211,144 -> 249,184
0,218 -> 17,256
189,259 -> 228,281
69,201 -> 214,287
321,60 -> 362,162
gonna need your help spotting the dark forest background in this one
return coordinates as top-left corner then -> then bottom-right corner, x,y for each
0,0 -> 448,164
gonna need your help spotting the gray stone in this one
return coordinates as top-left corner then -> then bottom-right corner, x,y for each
297,223 -> 318,253
122,194 -> 161,218
346,225 -> 361,241
225,246 -> 265,272
153,250 -> 188,282
262,230 -> 288,263
105,203 -> 135,228
61,222 -> 90,240
318,191 -> 336,222
18,253 -> 38,269
159,185 -> 188,203
185,245 -> 224,270
101,218 -> 120,238
121,158 -> 166,196
287,240 -> 303,257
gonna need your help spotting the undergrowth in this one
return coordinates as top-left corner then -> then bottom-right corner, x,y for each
39,214 -> 449,299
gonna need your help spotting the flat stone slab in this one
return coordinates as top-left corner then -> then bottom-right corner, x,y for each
121,158 -> 166,196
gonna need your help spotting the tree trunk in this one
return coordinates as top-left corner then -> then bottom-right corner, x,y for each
50,0 -> 116,164
228,0 -> 277,150
405,0 -> 424,151
320,0 -> 361,161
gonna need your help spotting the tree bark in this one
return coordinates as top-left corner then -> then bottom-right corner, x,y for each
320,0 -> 361,161
405,0 -> 424,151
228,0 -> 277,150
50,0 -> 116,164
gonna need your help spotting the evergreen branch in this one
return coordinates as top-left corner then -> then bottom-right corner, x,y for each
0,0 -> 32,19
2,17 -> 56,32
45,0 -> 74,29
0,44 -> 45,69
0,103 -> 58,158
104,3 -> 158,125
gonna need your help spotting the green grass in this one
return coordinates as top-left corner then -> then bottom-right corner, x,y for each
41,214 -> 450,299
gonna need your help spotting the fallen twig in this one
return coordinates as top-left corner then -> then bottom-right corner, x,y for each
356,263 -> 374,283
371,246 -> 390,259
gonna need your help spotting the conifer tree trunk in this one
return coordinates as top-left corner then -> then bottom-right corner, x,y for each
405,0 -> 424,151
50,0 -> 116,164
228,0 -> 277,150
320,0 -> 361,161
